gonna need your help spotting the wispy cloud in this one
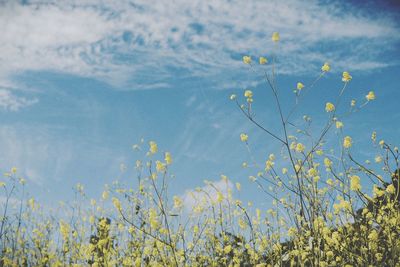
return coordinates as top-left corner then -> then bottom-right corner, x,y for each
0,89 -> 38,111
182,178 -> 233,212
0,0 -> 398,92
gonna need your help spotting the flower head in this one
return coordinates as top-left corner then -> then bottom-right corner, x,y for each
165,152 -> 172,165
386,184 -> 396,194
173,196 -> 183,209
295,143 -> 305,153
325,102 -> 335,112
272,32 -> 280,42
335,121 -> 344,129
149,141 -> 158,154
297,82 -> 304,90
321,62 -> 330,72
240,133 -> 248,142
342,71 -> 352,82
243,56 -> 251,64
343,136 -> 352,149
259,57 -> 268,65
350,175 -> 361,191
366,91 -> 375,101
244,90 -> 253,98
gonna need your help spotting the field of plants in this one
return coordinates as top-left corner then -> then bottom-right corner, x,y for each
0,32 -> 399,266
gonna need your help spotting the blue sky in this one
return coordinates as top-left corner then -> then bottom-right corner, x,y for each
0,0 -> 399,207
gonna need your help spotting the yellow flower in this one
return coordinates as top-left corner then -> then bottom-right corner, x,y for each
335,121 -> 344,129
282,168 -> 288,174
368,230 -> 378,241
236,182 -> 241,191
230,94 -> 236,100
321,62 -> 330,72
173,196 -> 183,209
112,197 -> 122,211
102,190 -> 109,200
59,221 -> 70,241
343,136 -> 352,149
379,139 -> 385,147
240,133 -> 248,142
156,161 -> 166,173
386,184 -> 396,194
11,167 -> 17,174
373,185 -> 385,197
371,131 -> 376,142
217,192 -> 224,203
325,102 -> 335,112
244,90 -> 253,98
149,141 -> 158,154
295,143 -> 305,153
375,155 -> 382,163
272,32 -> 280,42
365,91 -> 375,101
223,245 -> 232,254
350,175 -> 361,191
259,57 -> 268,65
243,56 -> 251,64
342,71 -> 352,82
297,82 -> 304,90
165,152 -> 172,165
324,158 -> 332,168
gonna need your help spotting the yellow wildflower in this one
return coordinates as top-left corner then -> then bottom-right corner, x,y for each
112,197 -> 122,211
272,32 -> 280,42
371,131 -> 376,142
102,190 -> 109,200
244,90 -> 253,98
297,82 -> 304,90
295,143 -> 305,153
342,71 -> 352,82
149,141 -> 158,154
335,121 -> 344,129
343,136 -> 352,148
217,192 -> 224,203
223,245 -> 232,254
173,196 -> 183,209
240,133 -> 248,142
386,184 -> 396,194
350,175 -> 361,191
366,91 -> 375,101
324,158 -> 332,168
325,102 -> 335,112
165,152 -> 172,165
236,182 -> 241,191
243,56 -> 251,64
156,161 -> 166,172
259,57 -> 268,65
321,62 -> 330,72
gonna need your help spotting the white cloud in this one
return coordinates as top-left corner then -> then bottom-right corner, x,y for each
182,178 -> 233,212
0,0 -> 398,90
0,89 -> 38,111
